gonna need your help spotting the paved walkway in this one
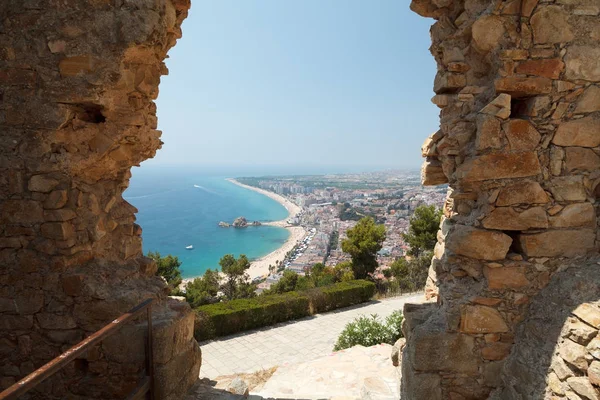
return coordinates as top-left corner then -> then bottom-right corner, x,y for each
199,293 -> 423,379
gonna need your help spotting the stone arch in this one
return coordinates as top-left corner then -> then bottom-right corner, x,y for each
403,0 -> 600,399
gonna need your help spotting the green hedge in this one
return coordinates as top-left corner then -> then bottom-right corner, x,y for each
194,280 -> 375,341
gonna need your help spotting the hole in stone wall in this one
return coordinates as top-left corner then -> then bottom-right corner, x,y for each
510,97 -> 533,119
72,103 -> 106,124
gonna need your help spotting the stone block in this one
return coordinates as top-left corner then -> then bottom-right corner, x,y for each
155,340 -> 202,400
549,176 -> 587,201
575,85 -> 600,114
460,305 -> 509,334
446,225 -> 512,260
516,229 -> 596,257
515,58 -> 565,79
403,372 -> 442,400
455,152 -> 541,182
43,190 -> 68,209
36,313 -> 77,330
573,303 -> 600,328
0,200 -> 44,224
472,15 -> 506,53
43,209 -> 77,222
58,55 -> 97,77
28,175 -> 60,193
421,159 -> 448,186
484,266 -> 529,290
482,342 -> 512,360
531,6 -> 574,44
565,45 -> 600,81
495,77 -> 553,97
480,94 -> 511,120
589,361 -> 600,386
483,361 -> 505,387
476,115 -> 503,151
153,301 -> 196,364
482,206 -> 548,230
565,147 -> 600,172
566,377 -> 598,399
496,181 -> 548,206
549,203 -> 596,228
502,119 -> 541,151
411,332 -> 477,374
565,318 -> 598,345
40,221 -> 75,240
553,117 -> 600,147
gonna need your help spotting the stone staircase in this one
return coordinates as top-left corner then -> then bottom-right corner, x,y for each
186,344 -> 398,400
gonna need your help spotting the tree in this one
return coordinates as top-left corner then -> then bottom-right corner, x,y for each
266,270 -> 301,294
184,268 -> 220,308
390,251 -> 432,291
403,205 -> 442,256
148,251 -> 182,290
219,254 -> 254,300
308,263 -> 335,287
341,217 -> 386,279
333,261 -> 355,282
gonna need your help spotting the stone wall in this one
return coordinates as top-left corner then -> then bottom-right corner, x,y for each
0,1 -> 200,399
404,0 -> 600,398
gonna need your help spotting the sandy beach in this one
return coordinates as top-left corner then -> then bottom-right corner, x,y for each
180,179 -> 305,287
227,179 -> 305,280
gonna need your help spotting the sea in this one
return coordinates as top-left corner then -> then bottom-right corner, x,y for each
124,166 -> 290,279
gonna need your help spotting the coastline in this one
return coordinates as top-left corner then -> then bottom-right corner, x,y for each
226,178 -> 305,280
180,178 -> 305,287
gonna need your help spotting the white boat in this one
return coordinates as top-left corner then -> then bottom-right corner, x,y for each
185,245 -> 193,250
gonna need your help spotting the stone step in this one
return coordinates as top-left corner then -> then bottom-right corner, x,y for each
253,344 -> 398,399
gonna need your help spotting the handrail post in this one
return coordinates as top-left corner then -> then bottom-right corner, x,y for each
147,303 -> 155,400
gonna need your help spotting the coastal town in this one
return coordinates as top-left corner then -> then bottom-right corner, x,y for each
232,170 -> 447,292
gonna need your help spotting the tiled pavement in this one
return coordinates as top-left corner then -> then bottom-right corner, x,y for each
198,293 -> 423,379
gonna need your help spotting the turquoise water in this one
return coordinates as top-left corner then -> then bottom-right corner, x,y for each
125,167 -> 290,278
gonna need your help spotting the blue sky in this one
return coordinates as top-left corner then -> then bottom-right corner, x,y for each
149,1 -> 437,173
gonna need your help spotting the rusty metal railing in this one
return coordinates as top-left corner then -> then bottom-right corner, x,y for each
0,298 -> 155,400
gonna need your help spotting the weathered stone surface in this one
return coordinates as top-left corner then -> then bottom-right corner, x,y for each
516,229 -> 596,257
28,175 -> 60,193
588,337 -> 600,360
531,6 -> 574,44
575,85 -> 600,114
411,333 -> 477,373
40,222 -> 75,240
483,206 -> 548,230
565,318 -> 598,345
553,356 -> 575,381
455,153 -> 541,182
516,59 -> 565,79
484,266 -> 530,290
0,200 -> 44,224
495,77 -> 553,97
563,339 -> 590,371
565,45 -> 600,81
573,304 -> 600,329
565,147 -> 600,172
58,55 -> 96,77
566,377 -> 598,399
422,159 -> 448,185
589,361 -> 600,386
553,117 -> 600,147
471,15 -> 506,53
480,94 -> 511,119
549,203 -> 596,228
549,176 -> 587,201
502,119 -> 541,151
36,313 -> 77,330
482,342 -> 512,361
476,115 -> 502,151
460,305 -> 509,334
496,181 -> 548,206
446,225 -> 512,260
227,378 -> 249,396
43,190 -> 68,210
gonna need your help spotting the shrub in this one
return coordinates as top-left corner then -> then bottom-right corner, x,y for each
333,310 -> 404,351
193,280 -> 376,341
195,292 -> 309,340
